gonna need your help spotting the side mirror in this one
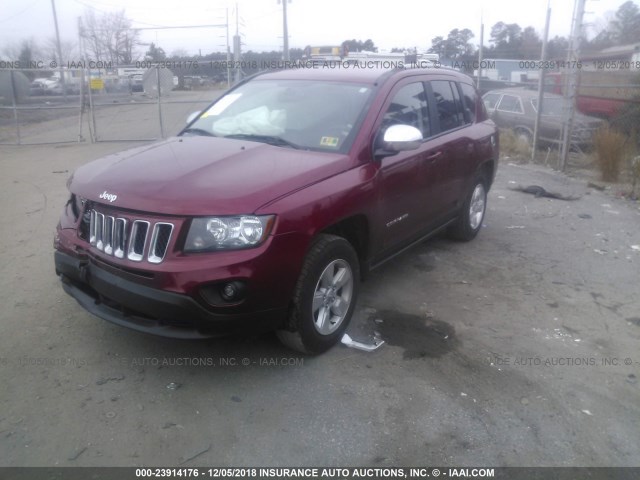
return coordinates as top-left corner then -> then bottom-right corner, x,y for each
376,124 -> 423,157
186,111 -> 201,124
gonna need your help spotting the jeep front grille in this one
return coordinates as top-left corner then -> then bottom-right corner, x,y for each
89,210 -> 174,264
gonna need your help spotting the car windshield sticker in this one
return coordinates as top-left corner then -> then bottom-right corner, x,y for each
320,136 -> 339,147
202,93 -> 242,117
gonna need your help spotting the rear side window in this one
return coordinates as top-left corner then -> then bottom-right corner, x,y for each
483,93 -> 501,110
382,82 -> 431,137
431,80 -> 466,132
497,94 -> 524,114
459,83 -> 478,123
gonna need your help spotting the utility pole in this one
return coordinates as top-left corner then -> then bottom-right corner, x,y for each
226,7 -> 231,88
79,16 -> 97,142
51,0 -> 66,100
477,15 -> 484,91
281,0 -> 290,61
77,16 -> 85,142
560,0 -> 587,171
233,2 -> 241,83
532,2 -> 552,162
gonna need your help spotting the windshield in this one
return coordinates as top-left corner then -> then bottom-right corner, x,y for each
183,79 -> 374,153
531,97 -> 569,116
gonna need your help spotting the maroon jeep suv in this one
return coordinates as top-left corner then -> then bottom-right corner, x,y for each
54,66 -> 498,354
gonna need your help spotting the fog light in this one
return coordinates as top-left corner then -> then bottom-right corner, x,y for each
199,280 -> 247,306
220,281 -> 245,302
222,283 -> 236,300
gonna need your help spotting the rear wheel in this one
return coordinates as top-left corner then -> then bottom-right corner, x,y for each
514,128 -> 533,146
448,176 -> 487,241
277,234 -> 359,354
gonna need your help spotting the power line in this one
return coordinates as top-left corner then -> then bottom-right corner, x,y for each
73,0 -> 192,13
132,24 -> 226,31
73,0 -> 113,14
0,0 -> 43,24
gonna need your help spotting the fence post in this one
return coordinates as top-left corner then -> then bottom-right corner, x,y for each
77,68 -> 85,143
9,70 -> 21,145
157,66 -> 165,139
87,68 -> 98,142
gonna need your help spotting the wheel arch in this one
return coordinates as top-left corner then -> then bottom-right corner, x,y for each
320,214 -> 370,274
513,125 -> 534,136
479,159 -> 496,191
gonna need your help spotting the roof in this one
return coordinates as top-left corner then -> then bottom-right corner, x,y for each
580,43 -> 640,61
483,87 -> 563,99
252,63 -> 469,85
597,43 -> 640,55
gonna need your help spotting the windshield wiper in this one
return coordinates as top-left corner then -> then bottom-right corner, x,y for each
181,127 -> 214,137
223,133 -> 302,149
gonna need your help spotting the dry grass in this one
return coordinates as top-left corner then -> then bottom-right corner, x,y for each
630,155 -> 640,199
592,126 -> 628,182
499,129 -> 531,159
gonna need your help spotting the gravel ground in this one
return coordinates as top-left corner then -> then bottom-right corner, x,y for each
0,111 -> 639,468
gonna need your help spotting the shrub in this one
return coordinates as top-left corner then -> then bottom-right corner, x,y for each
499,128 -> 531,159
592,126 -> 627,182
630,155 -> 640,199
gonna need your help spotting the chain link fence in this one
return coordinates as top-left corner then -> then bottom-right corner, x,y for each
0,68 -> 85,145
0,66 -> 222,145
2,64 -> 639,152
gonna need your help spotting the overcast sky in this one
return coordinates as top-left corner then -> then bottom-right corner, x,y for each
0,0 -> 636,59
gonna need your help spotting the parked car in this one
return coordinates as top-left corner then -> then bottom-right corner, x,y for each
482,87 -> 602,148
29,81 -> 48,96
29,80 -> 63,96
54,66 -> 499,354
130,74 -> 144,92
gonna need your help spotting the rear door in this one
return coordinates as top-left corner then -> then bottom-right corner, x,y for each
494,93 -> 526,129
423,78 -> 474,221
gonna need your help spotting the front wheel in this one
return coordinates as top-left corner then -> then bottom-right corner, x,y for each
448,177 -> 487,241
277,234 -> 360,354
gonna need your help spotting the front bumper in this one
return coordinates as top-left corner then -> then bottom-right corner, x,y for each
54,250 -> 287,339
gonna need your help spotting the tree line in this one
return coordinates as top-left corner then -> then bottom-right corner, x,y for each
427,1 -> 640,61
2,1 -> 639,70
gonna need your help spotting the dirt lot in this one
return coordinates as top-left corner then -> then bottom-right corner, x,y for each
0,103 -> 639,468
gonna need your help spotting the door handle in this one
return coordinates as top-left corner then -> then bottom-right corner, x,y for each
426,151 -> 442,162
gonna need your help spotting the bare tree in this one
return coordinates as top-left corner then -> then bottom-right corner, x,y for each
1,38 -> 41,62
43,37 -> 78,64
81,9 -> 140,65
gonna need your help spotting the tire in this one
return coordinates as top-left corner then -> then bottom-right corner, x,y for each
277,234 -> 360,354
448,176 -> 487,241
514,128 -> 533,146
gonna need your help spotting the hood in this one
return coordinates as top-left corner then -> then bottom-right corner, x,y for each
70,136 -> 353,215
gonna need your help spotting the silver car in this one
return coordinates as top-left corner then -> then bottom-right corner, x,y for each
482,87 -> 602,148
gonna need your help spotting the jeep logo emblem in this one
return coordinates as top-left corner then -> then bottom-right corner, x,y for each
99,191 -> 118,203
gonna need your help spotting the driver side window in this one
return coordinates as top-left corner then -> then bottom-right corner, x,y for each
382,82 -> 430,138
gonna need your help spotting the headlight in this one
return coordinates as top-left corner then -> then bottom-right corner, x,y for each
184,215 -> 275,252
66,193 -> 84,220
73,194 -> 85,218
